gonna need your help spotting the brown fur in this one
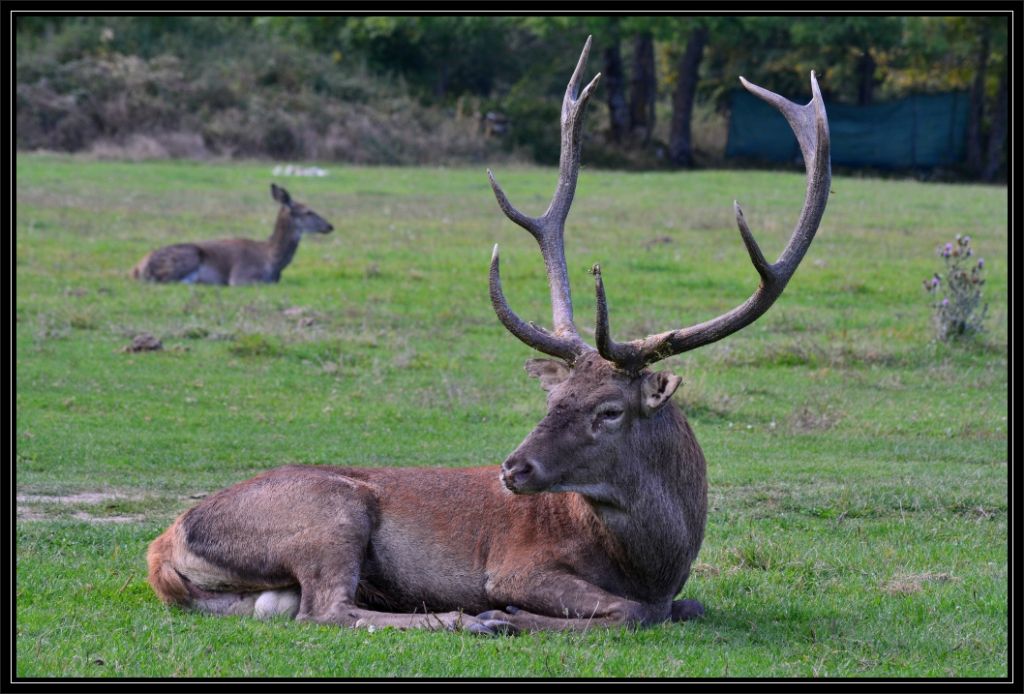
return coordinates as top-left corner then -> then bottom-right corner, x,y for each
146,353 -> 708,634
132,184 -> 332,285
146,519 -> 189,605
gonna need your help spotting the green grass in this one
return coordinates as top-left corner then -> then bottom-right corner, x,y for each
15,153 -> 1008,678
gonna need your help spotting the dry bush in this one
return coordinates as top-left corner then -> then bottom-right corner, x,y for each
18,48 -> 504,166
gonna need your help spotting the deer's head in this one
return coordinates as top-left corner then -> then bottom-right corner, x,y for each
500,352 -> 683,502
488,37 -> 830,498
271,183 -> 334,235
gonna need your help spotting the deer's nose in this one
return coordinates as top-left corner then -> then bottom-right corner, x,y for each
500,457 -> 535,491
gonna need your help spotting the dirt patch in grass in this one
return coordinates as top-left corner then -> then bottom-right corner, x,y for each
17,492 -> 144,505
16,491 -> 197,524
787,404 -> 843,433
690,561 -> 721,577
69,512 -> 144,524
18,492 -> 145,523
881,572 -> 959,596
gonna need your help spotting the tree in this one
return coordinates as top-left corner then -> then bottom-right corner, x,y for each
958,16 -> 1008,180
663,15 -> 757,169
894,16 -> 1008,180
785,17 -> 904,105
668,23 -> 709,167
514,18 -> 634,144
965,18 -> 993,175
982,67 -> 1007,181
602,26 -> 630,143
338,16 -> 519,99
628,31 -> 657,144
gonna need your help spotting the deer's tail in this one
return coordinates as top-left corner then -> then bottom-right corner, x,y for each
146,517 -> 299,618
131,254 -> 149,280
146,519 -> 191,606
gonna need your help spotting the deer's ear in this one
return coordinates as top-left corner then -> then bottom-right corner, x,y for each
271,183 -> 292,206
525,359 -> 570,391
640,370 -> 682,416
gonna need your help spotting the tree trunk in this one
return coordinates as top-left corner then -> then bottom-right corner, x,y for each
982,65 -> 1007,181
434,62 -> 449,99
668,25 -> 708,168
966,21 -> 992,176
603,41 -> 630,144
856,50 -> 877,105
629,32 -> 657,144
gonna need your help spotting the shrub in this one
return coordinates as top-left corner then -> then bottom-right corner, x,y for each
923,234 -> 988,341
16,43 -> 499,165
229,333 -> 283,358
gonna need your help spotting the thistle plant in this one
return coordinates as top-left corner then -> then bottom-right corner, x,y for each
923,234 -> 988,340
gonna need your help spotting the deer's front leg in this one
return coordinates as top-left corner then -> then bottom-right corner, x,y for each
483,571 -> 669,632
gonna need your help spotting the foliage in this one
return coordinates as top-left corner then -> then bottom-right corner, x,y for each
16,37 -> 501,164
14,15 -> 1010,175
923,235 -> 988,341
892,16 -> 1008,96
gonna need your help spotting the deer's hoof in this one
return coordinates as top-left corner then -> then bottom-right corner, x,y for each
466,622 -> 492,635
671,599 -> 705,621
467,618 -> 518,637
483,619 -> 519,636
472,611 -> 520,636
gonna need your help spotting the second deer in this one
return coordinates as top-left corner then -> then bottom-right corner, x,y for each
132,184 -> 333,285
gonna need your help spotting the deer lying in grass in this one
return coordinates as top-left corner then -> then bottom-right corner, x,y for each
147,37 -> 830,634
132,184 -> 333,285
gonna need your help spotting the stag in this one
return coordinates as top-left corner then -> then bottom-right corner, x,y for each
132,184 -> 333,285
147,37 -> 829,634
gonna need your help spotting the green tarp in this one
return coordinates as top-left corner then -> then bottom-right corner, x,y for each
726,89 -> 970,169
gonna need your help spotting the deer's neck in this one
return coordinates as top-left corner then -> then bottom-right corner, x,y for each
586,407 -> 708,601
266,210 -> 302,276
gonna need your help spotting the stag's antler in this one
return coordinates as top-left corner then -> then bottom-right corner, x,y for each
488,36 -> 601,363
488,41 -> 830,372
595,72 -> 831,372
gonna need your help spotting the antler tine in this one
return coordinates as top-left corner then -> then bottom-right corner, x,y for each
487,36 -> 602,362
490,245 -> 581,362
548,34 -> 603,227
593,264 -> 635,365
596,71 -> 831,371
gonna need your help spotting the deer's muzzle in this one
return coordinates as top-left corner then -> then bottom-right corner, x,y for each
500,455 -> 543,494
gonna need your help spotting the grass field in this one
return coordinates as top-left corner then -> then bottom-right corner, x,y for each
15,153 -> 1009,678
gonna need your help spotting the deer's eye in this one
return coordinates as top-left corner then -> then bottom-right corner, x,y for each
595,405 -> 624,422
